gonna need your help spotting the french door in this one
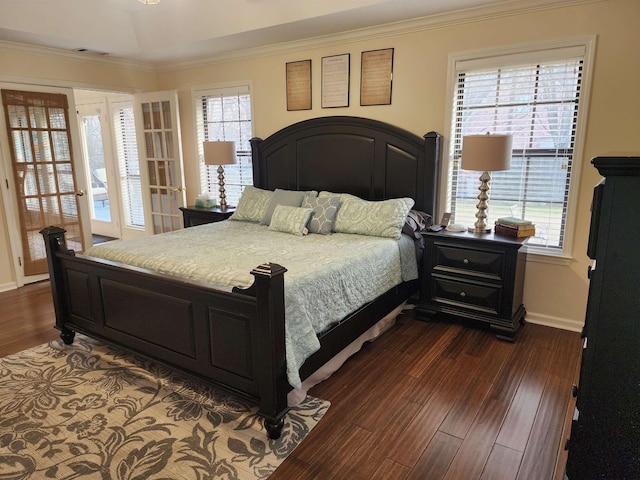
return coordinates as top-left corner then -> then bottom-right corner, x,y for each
1,87 -> 90,282
0,87 -> 185,285
134,91 -> 186,234
77,102 -> 121,239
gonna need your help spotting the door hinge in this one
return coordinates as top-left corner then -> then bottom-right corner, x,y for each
18,256 -> 22,266
4,179 -> 8,189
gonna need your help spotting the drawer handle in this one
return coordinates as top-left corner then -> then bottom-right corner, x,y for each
463,258 -> 469,264
460,291 -> 466,298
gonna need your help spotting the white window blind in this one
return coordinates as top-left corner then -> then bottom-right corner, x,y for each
449,48 -> 585,252
113,102 -> 145,229
194,84 -> 252,206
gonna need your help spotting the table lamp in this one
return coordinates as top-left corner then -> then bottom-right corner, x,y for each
203,141 -> 237,210
461,133 -> 512,233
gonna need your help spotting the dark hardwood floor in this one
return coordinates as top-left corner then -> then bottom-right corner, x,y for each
1,281 -> 582,480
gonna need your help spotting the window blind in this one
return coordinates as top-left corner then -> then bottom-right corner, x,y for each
113,103 -> 145,229
194,85 -> 252,206
449,53 -> 584,251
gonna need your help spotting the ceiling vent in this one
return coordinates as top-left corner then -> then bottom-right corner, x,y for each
74,48 -> 109,56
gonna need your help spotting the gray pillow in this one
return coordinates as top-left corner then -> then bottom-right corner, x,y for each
268,205 -> 313,236
229,186 -> 273,223
260,189 -> 308,225
302,195 -> 341,235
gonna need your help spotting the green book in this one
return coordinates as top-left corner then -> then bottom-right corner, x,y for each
496,216 -> 532,227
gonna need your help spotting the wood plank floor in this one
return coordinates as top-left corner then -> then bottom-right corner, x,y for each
0,281 -> 582,479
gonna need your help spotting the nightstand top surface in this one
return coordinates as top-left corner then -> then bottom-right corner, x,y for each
181,205 -> 235,214
422,229 -> 528,246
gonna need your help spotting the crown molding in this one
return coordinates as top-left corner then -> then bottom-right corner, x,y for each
0,0 -> 606,74
0,39 -> 156,72
157,0 -> 606,72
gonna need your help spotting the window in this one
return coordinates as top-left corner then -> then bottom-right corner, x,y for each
446,41 -> 592,255
194,84 -> 253,206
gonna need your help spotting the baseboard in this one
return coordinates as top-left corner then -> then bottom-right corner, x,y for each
526,311 -> 583,332
0,282 -> 18,293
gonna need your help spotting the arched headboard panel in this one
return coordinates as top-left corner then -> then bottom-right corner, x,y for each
250,116 -> 441,215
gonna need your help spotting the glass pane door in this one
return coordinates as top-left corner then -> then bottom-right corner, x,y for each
80,111 -> 110,222
2,89 -> 85,275
77,102 -> 120,240
135,92 -> 185,234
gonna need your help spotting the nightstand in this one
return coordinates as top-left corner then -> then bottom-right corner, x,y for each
179,205 -> 235,228
416,230 -> 528,341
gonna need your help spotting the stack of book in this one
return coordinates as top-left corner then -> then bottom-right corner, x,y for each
494,217 -> 536,238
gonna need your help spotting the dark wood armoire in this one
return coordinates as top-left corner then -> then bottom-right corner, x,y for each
564,156 -> 640,479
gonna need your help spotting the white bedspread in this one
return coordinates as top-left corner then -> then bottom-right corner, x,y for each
85,220 -> 417,388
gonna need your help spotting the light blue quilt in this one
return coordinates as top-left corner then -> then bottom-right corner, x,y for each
86,221 -> 417,388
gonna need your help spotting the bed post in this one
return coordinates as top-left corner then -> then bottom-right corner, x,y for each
40,226 -> 76,345
423,131 -> 441,217
250,262 -> 289,439
250,137 -> 264,188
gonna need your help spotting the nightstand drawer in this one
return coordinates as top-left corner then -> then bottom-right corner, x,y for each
431,275 -> 502,315
433,243 -> 505,282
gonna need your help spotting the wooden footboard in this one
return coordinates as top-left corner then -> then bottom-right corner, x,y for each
41,226 -> 290,439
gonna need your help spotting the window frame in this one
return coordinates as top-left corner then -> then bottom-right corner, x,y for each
192,82 -> 254,207
441,37 -> 596,261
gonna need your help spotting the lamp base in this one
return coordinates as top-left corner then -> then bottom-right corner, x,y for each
468,226 -> 492,234
470,170 -> 492,234
218,165 -> 227,211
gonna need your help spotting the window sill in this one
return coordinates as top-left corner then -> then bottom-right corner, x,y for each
522,246 -> 575,266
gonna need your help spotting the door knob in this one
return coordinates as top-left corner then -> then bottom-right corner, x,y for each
76,190 -> 85,197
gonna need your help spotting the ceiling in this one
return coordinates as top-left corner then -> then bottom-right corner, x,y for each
0,0 -> 579,64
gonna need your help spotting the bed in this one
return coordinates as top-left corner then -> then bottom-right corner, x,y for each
40,115 -> 441,439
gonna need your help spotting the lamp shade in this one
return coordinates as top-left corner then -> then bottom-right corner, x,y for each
203,141 -> 237,166
461,134 -> 512,172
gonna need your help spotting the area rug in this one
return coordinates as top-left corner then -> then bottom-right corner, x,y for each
0,335 -> 329,480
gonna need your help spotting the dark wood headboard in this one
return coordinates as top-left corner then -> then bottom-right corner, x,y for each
250,116 -> 441,216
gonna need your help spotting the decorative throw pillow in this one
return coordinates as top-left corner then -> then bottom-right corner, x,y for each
260,189 -> 310,225
229,186 -> 273,222
268,205 -> 313,236
302,190 -> 319,205
302,195 -> 341,235
333,196 -> 415,239
318,191 -> 361,203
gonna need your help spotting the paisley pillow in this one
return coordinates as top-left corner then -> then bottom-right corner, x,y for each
229,186 -> 273,222
333,196 -> 415,239
268,205 -> 314,236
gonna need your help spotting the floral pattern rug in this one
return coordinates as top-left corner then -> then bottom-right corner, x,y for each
0,335 -> 329,479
